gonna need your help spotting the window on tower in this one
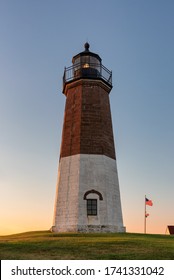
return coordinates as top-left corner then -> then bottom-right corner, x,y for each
87,199 -> 97,216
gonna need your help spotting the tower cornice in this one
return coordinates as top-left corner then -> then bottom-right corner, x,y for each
63,78 -> 112,96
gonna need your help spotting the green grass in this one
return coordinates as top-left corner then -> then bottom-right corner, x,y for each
0,231 -> 173,259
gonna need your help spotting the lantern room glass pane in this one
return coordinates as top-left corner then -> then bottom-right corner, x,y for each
73,57 -> 80,69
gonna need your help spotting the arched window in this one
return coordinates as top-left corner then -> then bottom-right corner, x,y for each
83,189 -> 103,216
87,199 -> 97,216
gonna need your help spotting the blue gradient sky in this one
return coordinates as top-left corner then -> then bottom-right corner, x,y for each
0,0 -> 174,235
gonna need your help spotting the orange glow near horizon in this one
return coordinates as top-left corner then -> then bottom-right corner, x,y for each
0,196 -> 172,236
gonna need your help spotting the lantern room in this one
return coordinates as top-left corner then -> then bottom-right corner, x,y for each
72,42 -> 101,79
63,43 -> 112,93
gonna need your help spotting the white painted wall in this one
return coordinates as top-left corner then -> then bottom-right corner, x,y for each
52,154 -> 125,232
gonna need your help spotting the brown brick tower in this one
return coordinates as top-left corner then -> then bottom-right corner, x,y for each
52,43 -> 125,232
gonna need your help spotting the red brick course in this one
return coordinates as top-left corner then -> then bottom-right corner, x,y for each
60,79 -> 116,160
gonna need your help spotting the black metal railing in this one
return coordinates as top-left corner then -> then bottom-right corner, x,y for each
63,62 -> 112,88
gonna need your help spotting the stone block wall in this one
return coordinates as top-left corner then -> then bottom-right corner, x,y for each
52,154 -> 125,233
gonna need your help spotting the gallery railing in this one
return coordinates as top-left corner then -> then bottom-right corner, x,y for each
63,63 -> 112,88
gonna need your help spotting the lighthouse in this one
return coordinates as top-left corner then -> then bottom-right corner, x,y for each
52,43 -> 125,233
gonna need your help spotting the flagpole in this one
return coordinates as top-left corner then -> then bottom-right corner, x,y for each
144,195 -> 146,234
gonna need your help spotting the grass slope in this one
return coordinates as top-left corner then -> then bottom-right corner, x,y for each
0,231 -> 174,260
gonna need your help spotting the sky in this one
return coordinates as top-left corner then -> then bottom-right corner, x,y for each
0,0 -> 174,235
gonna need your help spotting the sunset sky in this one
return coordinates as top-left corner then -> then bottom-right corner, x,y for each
0,0 -> 174,235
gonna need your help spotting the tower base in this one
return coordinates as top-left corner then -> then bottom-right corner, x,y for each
51,225 -> 126,233
52,154 -> 125,234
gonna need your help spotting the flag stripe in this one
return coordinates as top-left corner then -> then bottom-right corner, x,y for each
146,197 -> 153,206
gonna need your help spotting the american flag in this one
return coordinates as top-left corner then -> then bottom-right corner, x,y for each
146,198 -> 153,206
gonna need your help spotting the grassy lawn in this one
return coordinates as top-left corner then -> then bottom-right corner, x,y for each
0,231 -> 173,259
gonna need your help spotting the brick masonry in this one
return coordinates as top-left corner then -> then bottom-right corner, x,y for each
60,79 -> 116,160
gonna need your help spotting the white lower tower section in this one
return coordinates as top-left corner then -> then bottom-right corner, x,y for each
52,154 -> 125,233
